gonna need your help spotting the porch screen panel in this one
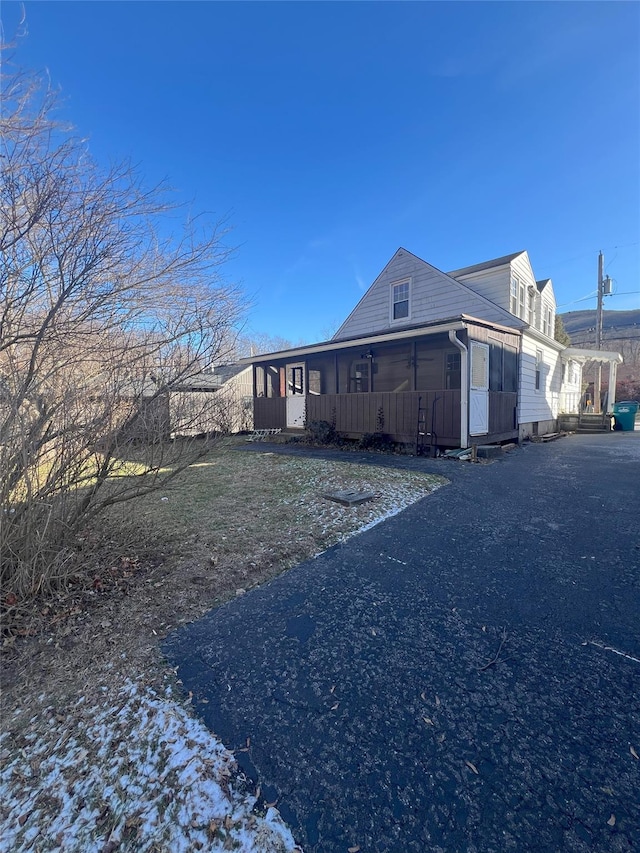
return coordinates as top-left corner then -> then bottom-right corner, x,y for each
266,366 -> 279,397
415,342 -> 443,390
503,346 -> 518,392
307,355 -> 337,395
489,340 -> 503,391
374,345 -> 412,393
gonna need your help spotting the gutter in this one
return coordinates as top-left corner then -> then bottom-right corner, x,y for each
449,329 -> 469,449
243,320 -> 466,364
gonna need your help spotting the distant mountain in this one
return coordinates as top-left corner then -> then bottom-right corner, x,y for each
560,309 -> 640,340
559,309 -> 640,384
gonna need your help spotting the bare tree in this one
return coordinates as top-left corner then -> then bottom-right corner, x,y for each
233,331 -> 304,358
0,63 -> 245,596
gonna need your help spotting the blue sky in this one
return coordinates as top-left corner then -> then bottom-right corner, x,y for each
3,1 -> 639,344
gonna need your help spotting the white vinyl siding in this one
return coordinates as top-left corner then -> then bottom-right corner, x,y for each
333,250 -> 519,340
453,266 -> 513,312
519,333 -> 563,423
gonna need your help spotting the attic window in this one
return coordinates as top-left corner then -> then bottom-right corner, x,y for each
392,280 -> 410,321
510,276 -> 519,314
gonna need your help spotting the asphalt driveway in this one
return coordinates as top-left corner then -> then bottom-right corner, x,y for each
163,432 -> 640,852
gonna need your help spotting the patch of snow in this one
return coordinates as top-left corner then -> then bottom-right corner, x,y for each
0,681 -> 301,853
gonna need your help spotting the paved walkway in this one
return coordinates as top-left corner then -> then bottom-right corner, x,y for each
163,432 -> 640,852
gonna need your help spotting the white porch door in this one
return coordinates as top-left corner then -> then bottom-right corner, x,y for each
469,342 -> 489,436
286,363 -> 306,428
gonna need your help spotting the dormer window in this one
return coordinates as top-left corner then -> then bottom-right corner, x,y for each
391,280 -> 410,321
527,289 -> 536,325
510,276 -> 519,314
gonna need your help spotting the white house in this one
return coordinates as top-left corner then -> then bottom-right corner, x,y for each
246,248 -> 621,450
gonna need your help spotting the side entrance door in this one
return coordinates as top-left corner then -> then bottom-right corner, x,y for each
286,363 -> 306,428
469,342 -> 489,436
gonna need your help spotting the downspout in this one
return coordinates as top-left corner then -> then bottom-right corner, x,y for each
449,329 -> 468,449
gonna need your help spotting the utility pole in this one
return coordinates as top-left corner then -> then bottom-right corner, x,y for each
593,251 -> 612,414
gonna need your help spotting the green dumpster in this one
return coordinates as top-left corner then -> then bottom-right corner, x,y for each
612,401 -> 639,431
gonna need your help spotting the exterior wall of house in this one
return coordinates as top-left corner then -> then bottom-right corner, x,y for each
333,250 -> 520,341
518,331 -> 564,438
452,252 -> 559,344
450,265 -> 512,311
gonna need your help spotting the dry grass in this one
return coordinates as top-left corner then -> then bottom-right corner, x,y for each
0,442 -> 446,851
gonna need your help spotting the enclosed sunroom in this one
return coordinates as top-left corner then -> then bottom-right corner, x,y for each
246,315 -> 522,453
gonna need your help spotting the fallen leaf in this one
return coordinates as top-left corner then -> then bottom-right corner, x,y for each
330,685 -> 336,694
348,846 -> 360,853
435,695 -> 441,706
423,717 -> 434,726
465,760 -> 479,775
331,702 -> 340,711
607,814 -> 616,826
482,625 -> 487,632
631,745 -> 639,760
420,691 -> 427,701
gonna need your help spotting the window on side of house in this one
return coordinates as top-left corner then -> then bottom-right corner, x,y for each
535,349 -> 543,391
391,280 -> 410,321
510,275 -> 519,315
445,351 -> 461,389
518,282 -> 526,319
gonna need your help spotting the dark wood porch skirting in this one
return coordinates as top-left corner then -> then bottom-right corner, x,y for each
254,396 -> 287,431
254,390 -> 517,448
308,391 -> 460,445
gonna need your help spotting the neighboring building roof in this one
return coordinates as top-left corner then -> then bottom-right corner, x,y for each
447,251 -> 525,278
208,363 -> 249,384
175,364 -> 249,391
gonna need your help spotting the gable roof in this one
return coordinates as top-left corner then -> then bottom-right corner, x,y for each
333,247 -> 526,341
447,251 -> 525,278
536,278 -> 551,292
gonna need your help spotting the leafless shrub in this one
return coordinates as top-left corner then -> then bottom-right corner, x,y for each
0,61 -> 246,597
